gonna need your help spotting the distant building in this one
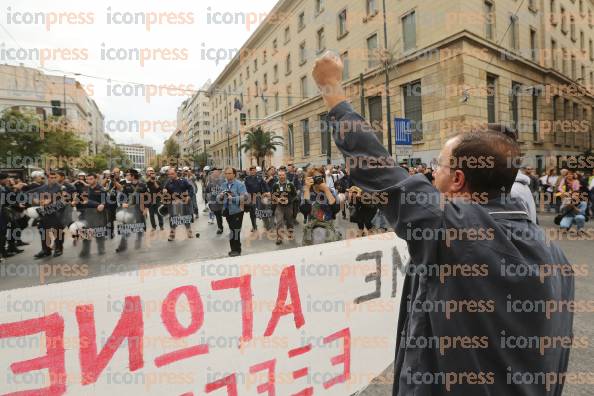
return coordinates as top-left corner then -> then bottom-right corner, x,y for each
174,81 -> 212,158
117,144 -> 155,171
0,64 -> 107,155
207,0 -> 594,171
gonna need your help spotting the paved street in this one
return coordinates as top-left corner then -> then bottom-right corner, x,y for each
1,208 -> 592,396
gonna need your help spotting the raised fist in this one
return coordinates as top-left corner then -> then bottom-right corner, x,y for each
312,51 -> 347,110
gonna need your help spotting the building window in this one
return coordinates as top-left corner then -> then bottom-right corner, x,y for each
288,123 -> 295,156
563,99 -> 571,145
273,39 -> 278,53
590,39 -> 594,60
570,16 -> 576,41
580,0 -> 585,15
582,65 -> 586,82
403,81 -> 423,142
402,11 -> 417,52
485,1 -> 495,40
317,28 -> 325,53
368,96 -> 384,143
263,73 -> 268,91
530,28 -> 538,62
552,96 -> 560,143
572,103 -> 579,146
300,75 -> 308,98
551,39 -> 557,69
274,93 -> 279,112
509,15 -> 519,50
319,112 -> 329,155
299,41 -> 307,64
284,26 -> 290,43
341,51 -> 349,80
246,66 -> 250,78
302,118 -> 310,156
287,85 -> 293,107
338,9 -> 348,38
487,74 -> 498,123
367,33 -> 379,68
273,65 -> 278,83
581,31 -> 586,52
510,82 -> 522,132
562,48 -> 568,74
286,53 -> 292,75
315,0 -> 325,15
561,7 -> 567,33
532,88 -> 540,141
571,55 -> 577,79
298,11 -> 305,31
366,0 -> 377,16
263,49 -> 267,64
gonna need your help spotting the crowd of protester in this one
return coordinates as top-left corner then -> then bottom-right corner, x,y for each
0,162 -> 395,262
1,160 -> 592,262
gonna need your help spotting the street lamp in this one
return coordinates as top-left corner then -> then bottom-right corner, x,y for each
381,0 -> 394,156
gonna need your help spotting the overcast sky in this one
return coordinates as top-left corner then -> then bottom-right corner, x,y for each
0,0 -> 278,152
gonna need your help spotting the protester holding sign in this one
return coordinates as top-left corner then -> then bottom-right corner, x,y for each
312,51 -> 574,396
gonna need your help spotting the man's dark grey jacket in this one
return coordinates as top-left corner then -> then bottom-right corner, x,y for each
328,101 -> 574,396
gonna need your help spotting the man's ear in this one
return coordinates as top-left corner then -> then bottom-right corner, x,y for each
451,169 -> 466,193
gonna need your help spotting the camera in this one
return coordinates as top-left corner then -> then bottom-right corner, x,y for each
313,175 -> 325,185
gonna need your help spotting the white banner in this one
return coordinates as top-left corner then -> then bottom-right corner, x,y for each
0,233 -> 409,396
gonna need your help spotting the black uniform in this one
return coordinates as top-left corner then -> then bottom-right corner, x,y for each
328,101 -> 574,396
243,174 -> 266,230
146,177 -> 164,229
28,183 -> 66,257
116,181 -> 147,252
77,183 -> 108,257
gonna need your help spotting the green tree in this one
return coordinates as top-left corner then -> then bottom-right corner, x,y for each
78,154 -> 108,174
240,127 -> 283,168
0,109 -> 45,160
192,152 -> 209,168
99,145 -> 131,169
163,138 -> 180,159
43,128 -> 87,158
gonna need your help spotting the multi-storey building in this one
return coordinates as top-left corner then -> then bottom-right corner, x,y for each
207,0 -> 594,171
117,144 -> 155,171
174,81 -> 212,160
0,64 -> 107,155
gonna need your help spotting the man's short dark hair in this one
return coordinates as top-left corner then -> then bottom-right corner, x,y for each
451,123 -> 520,197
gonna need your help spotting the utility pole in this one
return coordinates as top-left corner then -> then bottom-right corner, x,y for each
63,75 -> 67,119
359,73 -> 366,118
382,0 -> 393,156
238,128 -> 243,170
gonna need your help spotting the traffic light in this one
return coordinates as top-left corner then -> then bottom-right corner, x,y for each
240,113 -> 247,126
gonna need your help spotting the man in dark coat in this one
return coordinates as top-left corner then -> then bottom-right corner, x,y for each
77,173 -> 108,257
29,171 -> 67,258
313,52 -> 574,396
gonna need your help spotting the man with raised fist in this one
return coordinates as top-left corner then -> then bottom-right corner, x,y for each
312,51 -> 574,396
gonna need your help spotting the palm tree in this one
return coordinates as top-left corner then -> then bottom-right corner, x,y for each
240,127 -> 283,168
